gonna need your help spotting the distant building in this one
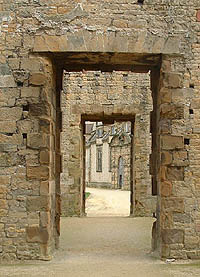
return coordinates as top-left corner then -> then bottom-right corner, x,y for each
85,121 -> 131,190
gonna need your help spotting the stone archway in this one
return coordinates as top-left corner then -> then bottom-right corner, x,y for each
27,40 -> 188,259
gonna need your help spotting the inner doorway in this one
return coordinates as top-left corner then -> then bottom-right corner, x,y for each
83,120 -> 133,217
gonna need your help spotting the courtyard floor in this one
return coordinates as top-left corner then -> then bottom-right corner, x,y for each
0,188 -> 200,277
85,187 -> 130,217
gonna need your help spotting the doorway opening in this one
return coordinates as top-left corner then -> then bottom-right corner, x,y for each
83,119 -> 134,217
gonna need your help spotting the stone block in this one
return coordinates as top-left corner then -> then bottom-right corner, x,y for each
21,59 -> 42,71
161,151 -> 172,165
0,175 -> 11,186
8,58 -> 20,70
29,103 -> 51,117
162,229 -> 184,244
0,200 -> 7,209
17,120 -> 35,133
27,196 -> 50,212
161,181 -> 172,197
33,35 -> 68,52
160,104 -> 184,119
163,73 -> 183,89
173,213 -> 191,224
40,212 -> 50,228
0,107 -> 22,121
166,166 -> 184,181
159,88 -> 172,103
26,226 -> 49,243
21,87 -> 40,98
161,198 -> 184,212
0,153 -> 21,167
29,73 -> 46,86
27,212 -> 39,226
27,166 -> 49,180
0,121 -> 16,133
40,150 -> 50,164
190,98 -> 200,109
161,135 -> 184,150
162,37 -> 180,54
0,75 -> 16,88
27,133 -> 47,149
172,151 -> 188,166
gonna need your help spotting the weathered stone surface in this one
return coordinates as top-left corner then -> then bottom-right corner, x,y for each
27,196 -> 50,212
29,73 -> 46,86
161,151 -> 172,165
27,166 -> 49,180
21,59 -> 42,72
0,121 -> 16,133
161,135 -> 184,150
166,166 -> 184,181
26,226 -> 49,243
160,104 -> 184,119
162,229 -> 184,244
161,198 -> 185,212
172,151 -> 188,166
27,133 -> 47,149
0,107 -> 22,121
161,181 -> 172,197
40,150 -> 50,164
21,87 -> 40,98
0,75 -> 16,88
163,73 -> 183,89
40,181 -> 50,196
40,212 -> 50,228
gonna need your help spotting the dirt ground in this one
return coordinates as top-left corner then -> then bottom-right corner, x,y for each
0,188 -> 200,277
85,187 -> 130,217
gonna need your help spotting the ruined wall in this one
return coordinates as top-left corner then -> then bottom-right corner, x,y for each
0,0 -> 199,260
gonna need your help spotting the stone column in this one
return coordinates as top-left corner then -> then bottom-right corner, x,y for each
155,56 -> 200,259
0,55 -> 57,260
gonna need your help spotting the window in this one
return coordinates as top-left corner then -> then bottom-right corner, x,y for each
125,122 -> 131,133
97,128 -> 103,137
111,126 -> 116,135
96,146 -> 102,172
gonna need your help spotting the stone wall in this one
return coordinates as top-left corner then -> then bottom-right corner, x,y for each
0,0 -> 199,260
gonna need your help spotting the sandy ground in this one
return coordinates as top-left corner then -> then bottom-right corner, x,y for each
0,188 -> 200,277
85,187 -> 130,217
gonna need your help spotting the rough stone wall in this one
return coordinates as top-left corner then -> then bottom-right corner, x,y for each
0,0 -> 199,260
0,55 -> 58,260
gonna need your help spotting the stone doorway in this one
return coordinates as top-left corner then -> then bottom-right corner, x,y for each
54,51 -> 160,259
2,36 -> 195,260
83,119 -> 134,217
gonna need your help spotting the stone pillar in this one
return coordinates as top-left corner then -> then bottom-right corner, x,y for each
0,55 -> 57,260
155,56 -> 200,259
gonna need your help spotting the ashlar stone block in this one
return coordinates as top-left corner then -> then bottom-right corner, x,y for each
161,135 -> 184,150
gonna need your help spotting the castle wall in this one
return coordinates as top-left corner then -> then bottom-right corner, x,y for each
0,0 -> 199,260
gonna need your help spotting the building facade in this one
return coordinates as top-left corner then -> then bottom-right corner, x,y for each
85,121 -> 132,191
